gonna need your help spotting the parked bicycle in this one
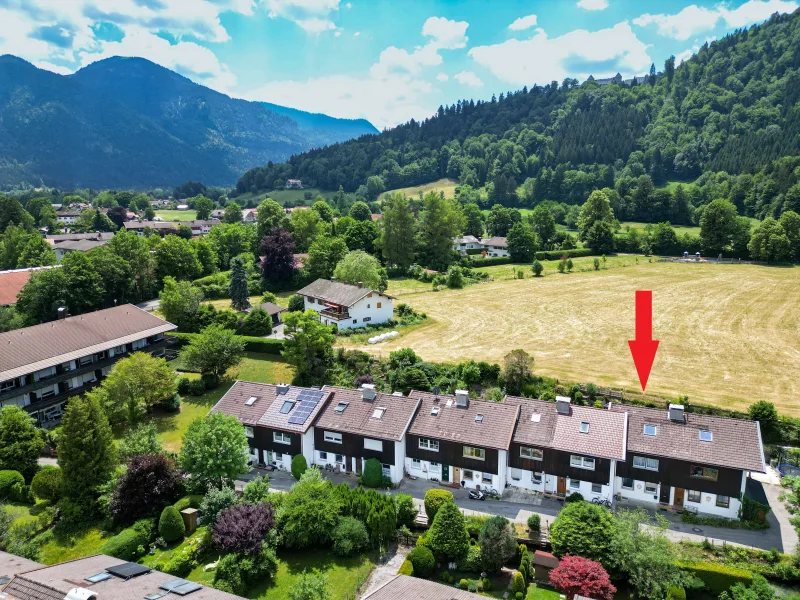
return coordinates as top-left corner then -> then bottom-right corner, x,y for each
592,497 -> 612,508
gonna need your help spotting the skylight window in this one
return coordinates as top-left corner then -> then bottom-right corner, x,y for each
431,406 -> 440,416
699,429 -> 713,442
475,414 -> 484,423
531,413 -> 541,423
372,407 -> 386,419
334,401 -> 349,414
85,572 -> 112,583
279,400 -> 295,414
580,421 -> 590,434
643,424 -> 657,436
245,396 -> 258,406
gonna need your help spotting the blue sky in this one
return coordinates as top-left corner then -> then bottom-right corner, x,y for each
0,0 -> 796,128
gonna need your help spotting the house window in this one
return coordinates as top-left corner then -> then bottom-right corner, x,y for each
580,422 -> 590,433
520,447 -> 543,460
324,431 -> 342,444
475,414 -> 484,423
569,455 -> 595,470
363,317 -> 371,322
377,302 -> 382,308
319,451 -> 328,460
569,479 -> 580,489
592,483 -> 602,493
334,402 -> 349,414
0,380 -> 16,392
482,472 -> 492,483
367,304 -> 370,309
510,468 -> 522,481
273,431 -> 291,445
419,438 -> 439,451
633,456 -> 659,471
643,424 -> 657,436
645,482 -> 658,494
411,458 -> 421,469
532,472 -> 543,484
335,454 -> 345,464
245,426 -> 254,439
699,430 -> 713,442
382,464 -> 391,476
280,400 -> 294,414
364,438 -> 383,451
372,407 -> 386,419
688,490 -> 701,503
716,495 -> 730,508
429,462 -> 441,472
463,470 -> 474,480
690,466 -> 719,481
352,319 -> 357,324
622,478 -> 634,489
463,446 -> 485,460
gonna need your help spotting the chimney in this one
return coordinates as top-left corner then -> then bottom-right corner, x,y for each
361,383 -> 376,401
57,307 -> 68,320
455,389 -> 469,407
65,589 -> 97,600
668,403 -> 685,423
357,281 -> 363,288
556,396 -> 571,415
276,383 -> 290,395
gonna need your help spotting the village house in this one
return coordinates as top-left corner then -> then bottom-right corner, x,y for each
53,238 -> 109,262
210,381 -> 331,471
0,266 -> 58,307
405,390 -> 519,491
453,235 -> 483,255
123,219 -> 220,236
480,236 -> 509,257
504,396 -> 627,501
363,575 -> 484,599
610,403 -> 765,519
297,278 -> 394,330
286,179 -> 303,189
55,210 -> 81,225
258,301 -> 286,325
314,384 -> 421,483
0,305 -> 176,425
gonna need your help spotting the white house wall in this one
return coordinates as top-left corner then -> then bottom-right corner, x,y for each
302,429 -> 315,466
305,293 -> 394,330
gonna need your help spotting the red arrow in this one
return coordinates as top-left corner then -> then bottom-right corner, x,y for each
628,290 -> 659,391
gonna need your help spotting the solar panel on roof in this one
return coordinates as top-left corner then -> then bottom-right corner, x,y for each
144,591 -> 169,600
286,390 -> 324,425
160,579 -> 203,595
106,562 -> 151,579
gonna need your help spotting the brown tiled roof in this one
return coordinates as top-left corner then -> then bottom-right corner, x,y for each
610,404 -> 765,472
259,302 -> 286,316
408,391 -> 519,450
0,305 -> 176,382
0,551 -> 42,583
481,236 -> 507,247
123,219 -> 220,229
210,381 -> 331,433
52,239 -> 109,252
4,554 -> 244,600
317,386 -> 421,442
0,269 -> 42,306
363,575 -> 483,600
297,279 -> 394,306
46,232 -> 114,243
505,397 -> 628,461
533,550 -> 560,569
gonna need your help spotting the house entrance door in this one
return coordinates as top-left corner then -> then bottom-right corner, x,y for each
453,466 -> 461,485
442,464 -> 450,482
557,477 -> 567,494
673,488 -> 684,507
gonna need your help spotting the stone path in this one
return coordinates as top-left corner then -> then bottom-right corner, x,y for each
358,544 -> 409,598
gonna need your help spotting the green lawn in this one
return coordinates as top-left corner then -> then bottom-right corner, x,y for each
619,221 -> 701,237
525,583 -> 561,600
39,526 -> 108,565
233,188 -> 335,207
155,209 -> 197,221
432,569 -> 511,598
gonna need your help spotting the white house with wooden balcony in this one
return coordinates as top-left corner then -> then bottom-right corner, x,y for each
296,279 -> 394,330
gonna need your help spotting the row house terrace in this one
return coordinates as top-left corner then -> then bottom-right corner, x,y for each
0,305 -> 176,425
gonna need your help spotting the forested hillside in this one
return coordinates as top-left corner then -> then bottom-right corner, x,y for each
0,56 -> 377,190
236,10 -> 800,223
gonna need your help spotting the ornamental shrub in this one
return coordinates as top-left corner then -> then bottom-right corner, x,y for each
31,466 -> 62,502
675,561 -> 753,594
667,586 -> 686,600
110,453 -> 183,524
565,492 -> 584,504
527,513 -> 540,532
549,555 -> 615,600
424,488 -> 453,525
457,545 -> 482,572
426,501 -> 470,560
407,546 -> 435,578
0,470 -> 24,499
177,377 -> 191,394
532,260 -> 543,276
213,502 -> 275,554
362,458 -> 383,488
332,516 -> 369,557
158,505 -> 185,542
101,522 -> 152,560
395,493 -> 418,528
459,579 -> 469,590
200,486 -> 238,529
214,543 -> 278,596
550,501 -> 615,563
511,571 -> 526,596
291,454 -> 307,480
187,379 -> 206,396
398,559 -> 413,576
173,495 -> 203,512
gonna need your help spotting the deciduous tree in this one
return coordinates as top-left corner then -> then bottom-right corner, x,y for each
549,555 -> 616,600
550,501 -> 615,564
380,193 -> 416,269
183,324 -> 245,379
502,349 -> 534,396
223,202 -> 244,224
109,453 -> 183,524
194,195 -> 214,220
260,227 -> 297,287
179,412 -> 249,489
332,250 -> 387,291
280,467 -> 340,548
0,406 -> 44,479
307,236 -> 348,280
507,222 -> 536,262
282,310 -> 334,384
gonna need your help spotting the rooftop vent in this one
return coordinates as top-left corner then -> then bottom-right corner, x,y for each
475,414 -> 484,423
431,406 -> 440,416
361,383 -> 376,401
277,383 -> 290,395
556,396 -> 571,415
455,390 -> 469,407
65,588 -> 97,600
668,403 -> 685,423
57,307 -> 68,320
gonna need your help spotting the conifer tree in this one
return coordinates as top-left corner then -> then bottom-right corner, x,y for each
229,256 -> 250,311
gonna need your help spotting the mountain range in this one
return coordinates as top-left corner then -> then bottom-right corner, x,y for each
0,55 -> 378,190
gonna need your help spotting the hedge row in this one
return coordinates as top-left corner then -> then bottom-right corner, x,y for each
469,256 -> 513,267
534,248 -> 595,260
168,332 -> 284,355
677,561 -> 753,594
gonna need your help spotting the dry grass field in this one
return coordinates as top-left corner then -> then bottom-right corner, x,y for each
384,178 -> 459,199
350,261 -> 800,415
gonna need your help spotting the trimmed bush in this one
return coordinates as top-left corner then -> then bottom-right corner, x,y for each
332,516 -> 370,557
511,571 -> 526,596
173,495 -> 203,512
395,493 -> 418,528
291,454 -> 307,480
470,256 -> 512,267
534,248 -> 594,261
169,332 -> 284,355
101,526 -> 149,561
177,377 -> 191,394
666,586 -> 686,600
527,513 -> 540,532
408,546 -> 435,578
565,492 -> 584,504
361,458 -> 383,488
398,559 -> 413,576
31,466 -> 62,502
158,505 -> 185,542
460,579 -> 469,590
0,470 -> 24,499
676,561 -> 753,594
187,379 -> 206,396
424,488 -> 453,525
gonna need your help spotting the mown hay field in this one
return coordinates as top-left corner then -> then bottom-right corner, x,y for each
352,262 -> 800,415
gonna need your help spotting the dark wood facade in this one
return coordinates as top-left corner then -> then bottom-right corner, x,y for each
314,428 -> 396,465
249,426 -> 301,457
616,453 -> 743,497
508,442 -> 612,485
406,434 -> 500,475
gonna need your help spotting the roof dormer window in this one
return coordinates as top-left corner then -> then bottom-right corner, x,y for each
334,401 -> 349,414
475,414 -> 484,423
431,406 -> 440,416
372,407 -> 386,419
643,424 -> 657,436
245,396 -> 258,406
279,400 -> 295,414
580,421 -> 590,434
699,429 -> 712,442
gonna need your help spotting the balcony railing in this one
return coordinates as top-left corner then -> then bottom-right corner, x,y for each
320,308 -> 351,320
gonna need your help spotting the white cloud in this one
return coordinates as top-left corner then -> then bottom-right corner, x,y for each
354,31 -> 360,37
264,0 -> 341,33
421,16 -> 469,49
454,71 -> 483,87
577,0 -> 609,10
345,2 -> 352,7
469,21 -> 651,86
675,36 -> 716,65
436,73 -> 448,81
334,30 -> 341,37
634,0 -> 797,40
508,14 -> 538,31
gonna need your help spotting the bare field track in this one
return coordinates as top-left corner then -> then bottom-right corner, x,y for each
346,262 -> 800,415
